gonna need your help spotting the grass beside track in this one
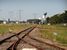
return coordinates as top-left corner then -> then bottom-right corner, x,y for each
0,24 -> 33,35
39,24 -> 67,46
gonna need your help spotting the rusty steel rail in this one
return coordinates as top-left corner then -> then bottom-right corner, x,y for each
22,39 -> 44,50
7,27 -> 36,50
28,36 -> 65,50
0,26 -> 34,45
7,26 -> 65,50
0,25 -> 65,50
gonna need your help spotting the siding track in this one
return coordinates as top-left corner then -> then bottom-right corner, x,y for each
0,26 -> 65,50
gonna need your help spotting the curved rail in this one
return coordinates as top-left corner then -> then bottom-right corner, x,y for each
0,25 -> 65,50
0,26 -> 34,45
7,27 -> 36,50
28,36 -> 65,50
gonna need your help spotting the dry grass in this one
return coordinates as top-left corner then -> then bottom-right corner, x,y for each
0,24 -> 32,35
39,24 -> 67,46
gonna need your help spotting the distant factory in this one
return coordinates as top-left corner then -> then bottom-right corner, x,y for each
0,19 -> 26,24
0,12 -> 47,24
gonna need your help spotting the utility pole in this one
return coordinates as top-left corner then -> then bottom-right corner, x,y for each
32,13 -> 37,24
18,10 -> 23,21
0,9 -> 2,19
9,11 -> 13,21
33,13 -> 37,19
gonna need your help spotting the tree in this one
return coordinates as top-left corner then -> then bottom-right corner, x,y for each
46,17 -> 50,23
49,10 -> 67,24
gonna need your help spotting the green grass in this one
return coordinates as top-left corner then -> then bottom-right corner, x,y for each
0,24 -> 32,35
39,24 -> 67,46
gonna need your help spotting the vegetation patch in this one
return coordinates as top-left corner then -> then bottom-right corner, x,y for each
39,24 -> 67,46
0,24 -> 32,35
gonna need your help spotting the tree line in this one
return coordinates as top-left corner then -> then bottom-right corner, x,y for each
46,10 -> 67,24
27,10 -> 67,24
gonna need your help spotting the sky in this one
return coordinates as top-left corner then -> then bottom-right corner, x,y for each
0,0 -> 66,21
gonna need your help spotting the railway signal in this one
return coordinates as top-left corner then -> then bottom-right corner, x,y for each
42,12 -> 47,24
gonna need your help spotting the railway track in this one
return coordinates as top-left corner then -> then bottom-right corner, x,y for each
16,35 -> 65,50
0,26 -> 65,50
0,26 -> 36,50
0,27 -> 33,44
